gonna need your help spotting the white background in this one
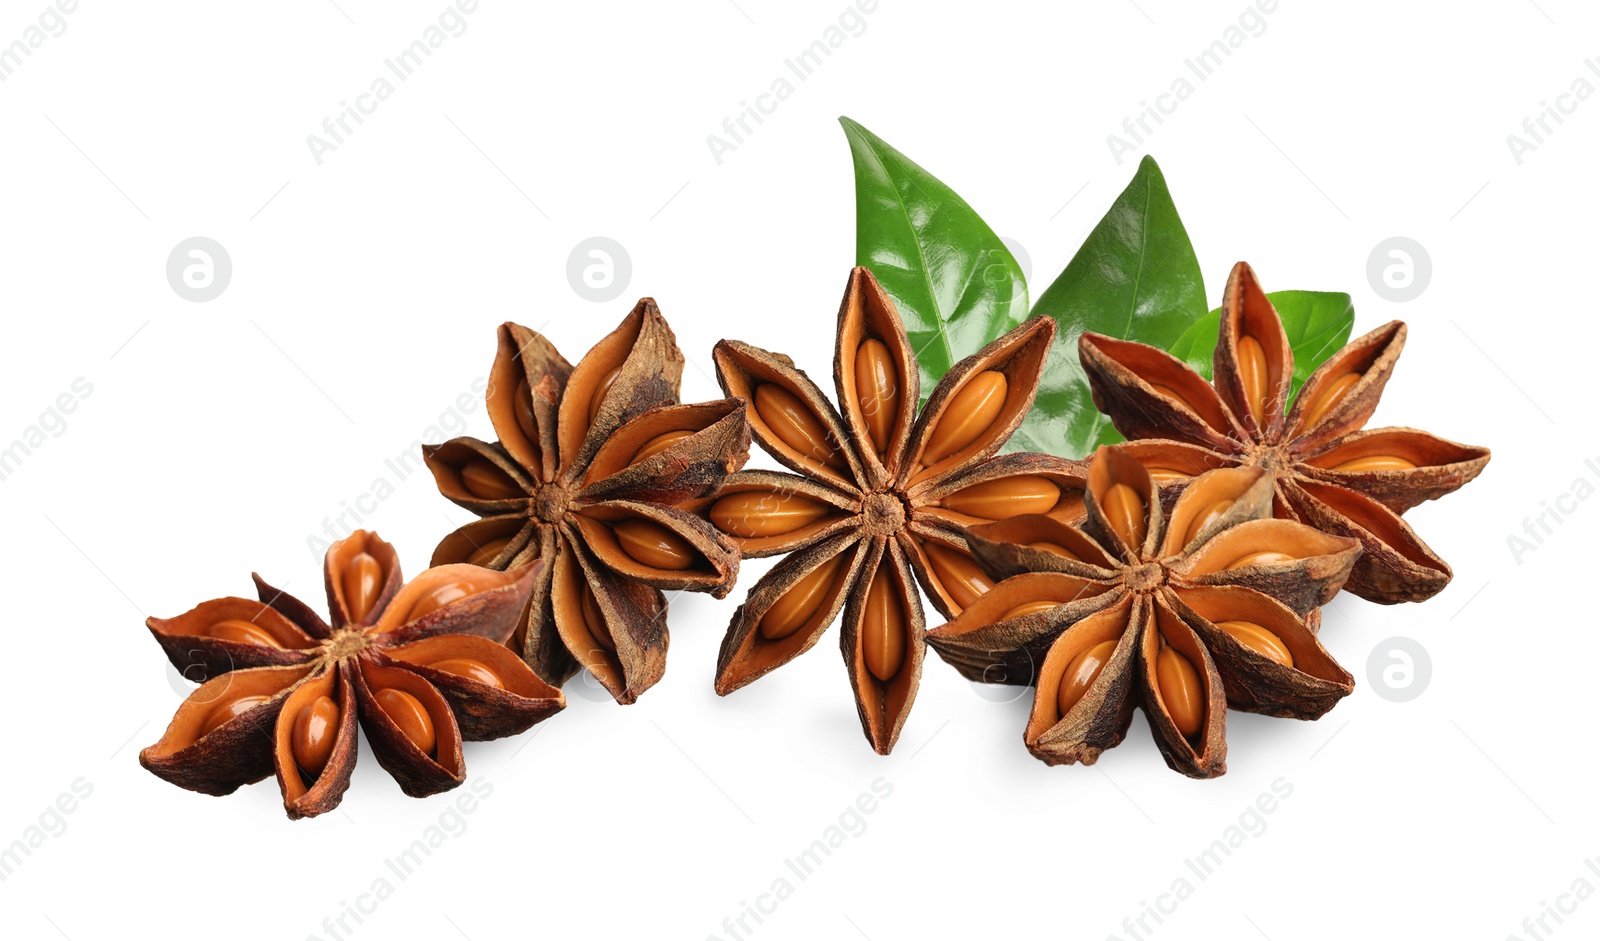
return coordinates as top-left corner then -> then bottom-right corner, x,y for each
0,1 -> 1585,939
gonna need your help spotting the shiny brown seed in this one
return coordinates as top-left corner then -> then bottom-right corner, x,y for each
753,384 -> 845,470
759,554 -> 845,641
1102,483 -> 1148,551
291,694 -> 339,776
588,366 -> 623,423
465,536 -> 513,568
940,476 -> 1060,520
343,552 -> 384,623
514,377 -> 540,448
1147,467 -> 1191,483
862,565 -> 905,683
1003,600 -> 1059,620
1226,550 -> 1294,570
1299,372 -> 1360,429
1149,383 -> 1197,413
630,429 -> 695,464
207,619 -> 284,649
854,338 -> 900,455
922,370 -> 1008,464
613,518 -> 696,570
199,694 -> 271,738
1215,620 -> 1294,667
459,457 -> 522,500
710,491 -> 832,538
1181,499 -> 1234,549
427,658 -> 505,689
922,543 -> 995,610
375,688 -> 436,756
1156,645 -> 1204,737
405,578 -> 479,622
1027,541 -> 1082,561
579,584 -> 615,653
1331,455 -> 1417,473
1057,639 -> 1117,717
1236,334 -> 1270,426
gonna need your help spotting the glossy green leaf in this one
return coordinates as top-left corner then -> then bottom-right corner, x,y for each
841,117 -> 1028,398
1169,290 -> 1355,402
1015,156 -> 1206,458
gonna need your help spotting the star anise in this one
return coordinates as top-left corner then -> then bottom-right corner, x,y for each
700,267 -> 1086,754
141,530 -> 561,819
1078,261 -> 1490,603
927,446 -> 1361,777
424,301 -> 750,704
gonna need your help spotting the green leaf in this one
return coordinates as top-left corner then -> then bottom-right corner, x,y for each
841,117 -> 1028,397
1016,156 -> 1207,458
1169,291 -> 1355,402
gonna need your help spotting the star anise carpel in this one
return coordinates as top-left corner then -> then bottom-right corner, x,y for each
700,266 -> 1086,754
424,301 -> 751,705
927,446 -> 1361,778
1078,260 -> 1490,604
141,530 -> 561,819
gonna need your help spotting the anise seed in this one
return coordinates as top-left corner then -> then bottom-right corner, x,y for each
375,688 -> 436,756
343,552 -> 384,624
200,694 -> 271,738
862,565 -> 905,683
631,429 -> 694,464
208,619 -> 284,649
588,366 -> 623,423
427,658 -> 505,689
760,555 -> 845,641
613,518 -> 696,570
459,458 -> 522,500
1156,644 -> 1203,738
922,370 -> 1007,464
1102,483 -> 1148,550
1215,620 -> 1293,667
291,695 -> 339,776
1331,454 -> 1416,472
922,543 -> 995,610
710,491 -> 831,538
940,476 -> 1060,521
854,338 -> 899,455
1236,334 -> 1270,427
1299,372 -> 1359,428
1057,639 -> 1117,717
753,384 -> 845,470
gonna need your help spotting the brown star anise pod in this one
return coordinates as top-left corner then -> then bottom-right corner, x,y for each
928,446 -> 1361,777
700,267 -> 1086,754
1078,261 -> 1490,604
141,530 -> 561,819
424,301 -> 750,704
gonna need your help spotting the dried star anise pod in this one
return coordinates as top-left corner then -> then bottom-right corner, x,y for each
699,267 -> 1086,754
1078,261 -> 1490,604
141,530 -> 562,819
425,301 -> 750,704
927,446 -> 1362,778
